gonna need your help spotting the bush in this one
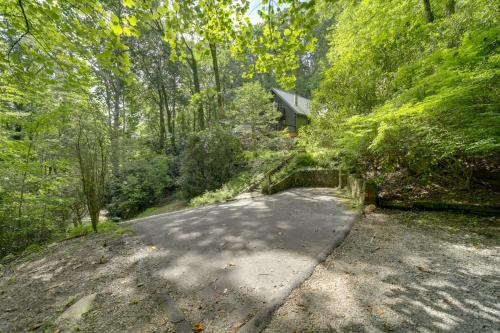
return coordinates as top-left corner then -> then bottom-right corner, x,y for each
294,152 -> 317,168
179,126 -> 243,197
189,171 -> 253,207
106,154 -> 173,219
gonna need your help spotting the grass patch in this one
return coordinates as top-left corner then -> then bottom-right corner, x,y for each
22,243 -> 41,254
189,149 -> 294,207
115,226 -> 134,235
66,221 -> 127,238
391,210 -> 500,242
189,171 -> 254,207
134,198 -> 188,219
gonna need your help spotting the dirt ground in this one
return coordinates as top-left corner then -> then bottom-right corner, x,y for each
0,209 -> 498,333
0,231 -> 177,333
264,210 -> 500,333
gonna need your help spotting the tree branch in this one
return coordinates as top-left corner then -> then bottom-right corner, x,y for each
8,0 -> 30,60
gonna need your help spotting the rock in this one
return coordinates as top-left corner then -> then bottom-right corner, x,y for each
417,265 -> 431,273
29,322 -> 43,331
58,293 -> 97,323
96,255 -> 108,264
364,204 -> 376,214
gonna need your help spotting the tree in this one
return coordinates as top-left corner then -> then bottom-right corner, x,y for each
179,126 -> 242,197
234,0 -> 318,89
159,0 -> 249,120
75,103 -> 109,233
304,0 -> 499,180
228,82 -> 278,151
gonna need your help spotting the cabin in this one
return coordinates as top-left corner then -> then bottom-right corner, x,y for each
271,88 -> 311,136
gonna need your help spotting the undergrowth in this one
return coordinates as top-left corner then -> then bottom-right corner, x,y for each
189,149 -> 291,207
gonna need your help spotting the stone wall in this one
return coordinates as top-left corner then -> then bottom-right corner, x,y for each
263,168 -> 376,205
262,167 -> 498,215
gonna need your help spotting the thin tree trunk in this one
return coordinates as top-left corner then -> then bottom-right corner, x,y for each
76,122 -> 107,233
160,81 -> 174,149
157,88 -> 166,151
186,43 -> 204,130
170,69 -> 177,149
209,43 -> 223,118
446,0 -> 455,15
17,136 -> 34,219
110,88 -> 120,176
422,0 -> 434,22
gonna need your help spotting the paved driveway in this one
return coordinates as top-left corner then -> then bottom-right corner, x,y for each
130,188 -> 358,332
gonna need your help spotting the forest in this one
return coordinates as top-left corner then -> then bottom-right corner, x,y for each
0,0 -> 498,259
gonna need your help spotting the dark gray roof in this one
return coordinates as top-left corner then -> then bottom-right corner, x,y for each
271,88 -> 311,116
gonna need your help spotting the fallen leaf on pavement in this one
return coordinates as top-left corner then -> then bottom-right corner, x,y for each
193,322 -> 205,332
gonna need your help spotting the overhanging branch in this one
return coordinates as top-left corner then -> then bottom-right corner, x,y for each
8,0 -> 31,60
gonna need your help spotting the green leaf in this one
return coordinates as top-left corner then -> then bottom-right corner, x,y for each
123,0 -> 134,8
128,15 -> 137,27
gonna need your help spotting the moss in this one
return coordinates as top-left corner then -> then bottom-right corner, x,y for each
115,227 -> 134,235
128,299 -> 139,305
23,243 -> 41,254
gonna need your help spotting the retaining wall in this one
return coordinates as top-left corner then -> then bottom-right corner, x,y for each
263,168 -> 376,204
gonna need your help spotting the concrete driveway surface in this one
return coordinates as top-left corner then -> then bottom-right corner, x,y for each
129,188 -> 359,333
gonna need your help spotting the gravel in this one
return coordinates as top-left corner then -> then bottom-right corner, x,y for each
263,210 -> 500,333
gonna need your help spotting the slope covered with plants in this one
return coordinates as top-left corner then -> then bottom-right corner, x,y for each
303,0 -> 499,199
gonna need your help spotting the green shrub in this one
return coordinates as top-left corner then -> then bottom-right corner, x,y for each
189,171 -> 253,207
106,154 -> 174,219
336,28 -> 500,175
294,152 -> 317,168
23,243 -> 41,254
179,126 -> 243,197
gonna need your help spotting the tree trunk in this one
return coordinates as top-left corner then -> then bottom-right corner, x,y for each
76,121 -> 107,233
110,88 -> 121,176
446,0 -> 455,15
17,136 -> 34,219
209,43 -> 223,118
160,81 -> 175,149
170,71 -> 177,149
157,87 -> 166,151
186,44 -> 204,130
422,0 -> 434,22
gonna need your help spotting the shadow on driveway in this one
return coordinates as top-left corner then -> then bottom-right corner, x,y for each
129,187 -> 359,332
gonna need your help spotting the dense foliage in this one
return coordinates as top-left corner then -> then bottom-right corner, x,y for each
228,82 -> 279,150
179,126 -> 243,197
106,154 -> 173,219
1,0 -> 498,258
304,0 -> 499,182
